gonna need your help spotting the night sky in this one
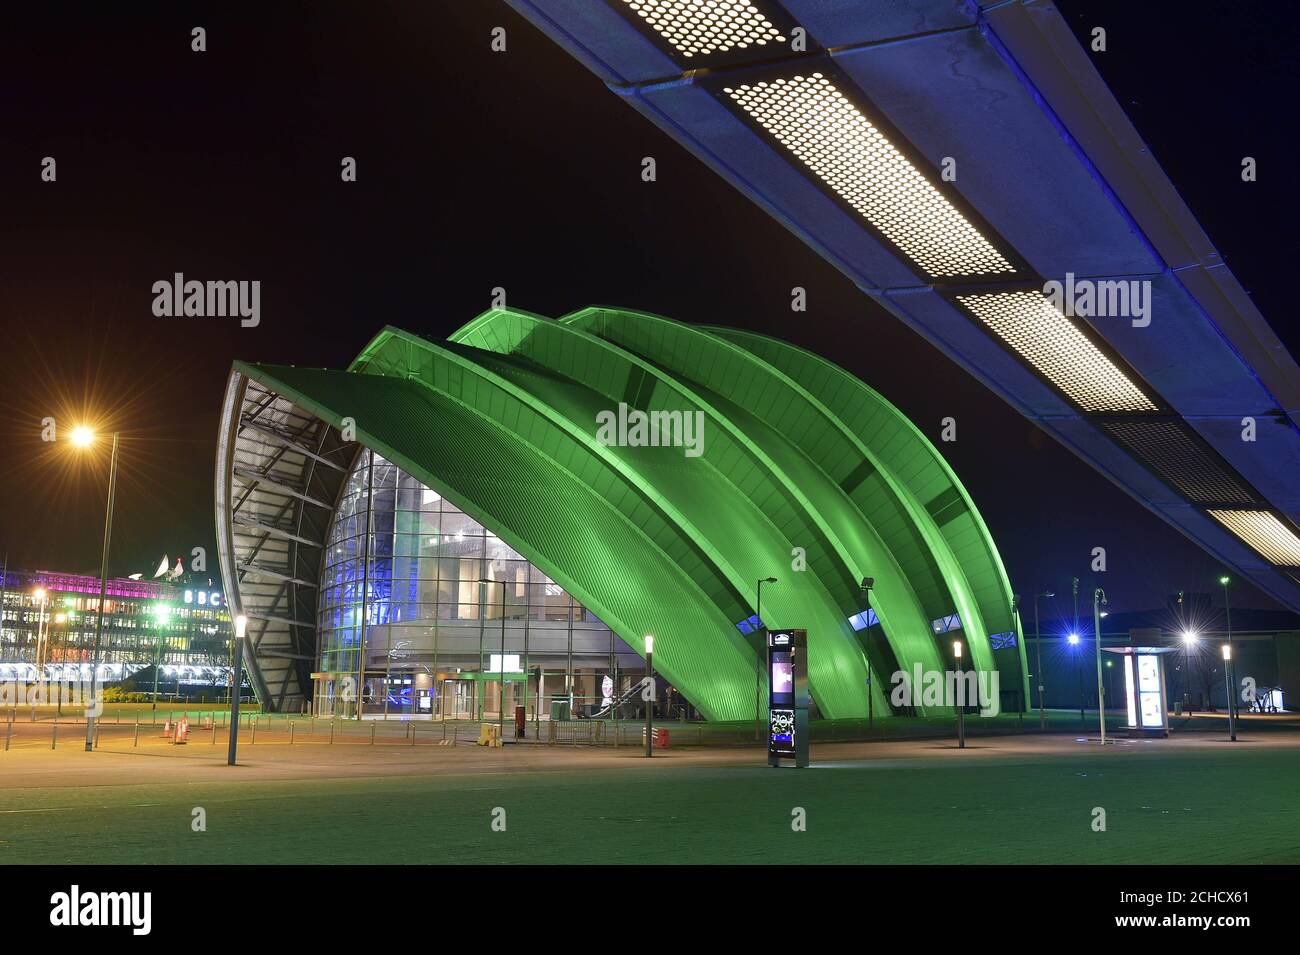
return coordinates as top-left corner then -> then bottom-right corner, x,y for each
1,1 -> 1296,620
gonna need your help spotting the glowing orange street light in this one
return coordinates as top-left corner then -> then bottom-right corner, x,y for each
70,425 -> 120,752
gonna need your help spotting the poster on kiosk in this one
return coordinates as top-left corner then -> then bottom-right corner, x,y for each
768,629 -> 810,767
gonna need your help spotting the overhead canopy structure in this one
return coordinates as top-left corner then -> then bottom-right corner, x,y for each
503,0 -> 1300,612
215,307 -> 1025,716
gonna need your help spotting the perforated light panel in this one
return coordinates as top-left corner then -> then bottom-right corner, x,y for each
1207,510 -> 1300,566
1102,420 -> 1258,505
723,72 -> 1015,278
621,0 -> 785,59
955,291 -> 1158,412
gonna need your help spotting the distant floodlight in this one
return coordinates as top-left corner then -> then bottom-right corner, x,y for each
70,425 -> 95,448
235,615 -> 247,640
1222,644 -> 1231,661
644,634 -> 654,654
953,640 -> 962,659
1067,633 -> 1080,646
1182,630 -> 1199,645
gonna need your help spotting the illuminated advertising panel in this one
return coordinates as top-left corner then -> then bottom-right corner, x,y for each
767,629 -> 809,767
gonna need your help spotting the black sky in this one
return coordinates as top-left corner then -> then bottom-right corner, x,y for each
1,1 -> 1296,620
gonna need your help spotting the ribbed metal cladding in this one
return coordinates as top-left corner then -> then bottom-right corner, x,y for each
708,324 -> 1022,697
1101,420 -> 1261,506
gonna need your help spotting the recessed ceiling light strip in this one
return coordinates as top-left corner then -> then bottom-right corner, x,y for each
955,290 -> 1157,413
1207,510 -> 1300,566
722,72 -> 1016,279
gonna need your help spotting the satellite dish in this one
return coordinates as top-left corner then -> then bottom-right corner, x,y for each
152,555 -> 170,579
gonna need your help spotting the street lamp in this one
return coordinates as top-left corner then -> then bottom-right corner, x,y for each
151,603 -> 170,717
478,575 -> 509,740
644,634 -> 654,758
1220,575 -> 1235,723
1222,644 -> 1236,742
70,427 -> 120,753
754,576 -> 776,742
953,639 -> 965,749
1093,589 -> 1107,745
227,614 -> 247,765
860,577 -> 875,729
1067,632 -> 1083,728
1181,629 -> 1199,715
1032,590 -> 1054,730
31,587 -> 48,677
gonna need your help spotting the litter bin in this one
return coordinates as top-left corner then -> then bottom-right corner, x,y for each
514,705 -> 526,739
549,697 -> 570,721
642,727 -> 670,749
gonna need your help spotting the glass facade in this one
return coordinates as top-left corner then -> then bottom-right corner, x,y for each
315,451 -> 650,720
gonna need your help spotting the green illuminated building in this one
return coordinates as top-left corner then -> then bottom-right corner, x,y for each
215,307 -> 1026,719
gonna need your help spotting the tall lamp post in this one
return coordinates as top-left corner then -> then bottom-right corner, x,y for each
1220,576 -> 1235,721
227,614 -> 247,765
1032,590 -> 1054,730
860,577 -> 875,729
72,426 -> 119,754
151,604 -> 169,717
478,574 -> 509,739
31,587 -> 48,688
754,576 -> 776,742
1181,630 -> 1199,715
643,634 -> 654,758
953,639 -> 965,749
1222,644 -> 1236,741
1093,588 -> 1107,745
1068,632 -> 1082,728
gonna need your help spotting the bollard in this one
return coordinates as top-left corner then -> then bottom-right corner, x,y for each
94,724 -> 101,749
410,723 -> 416,746
211,719 -> 217,745
5,718 -> 11,752
370,724 -> 375,746
251,720 -> 257,745
51,724 -> 58,750
289,722 -> 295,745
134,719 -> 140,747
329,721 -> 335,745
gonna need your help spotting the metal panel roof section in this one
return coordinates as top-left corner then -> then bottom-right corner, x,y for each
503,0 -> 1300,611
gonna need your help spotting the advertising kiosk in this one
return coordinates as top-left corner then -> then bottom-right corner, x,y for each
1103,646 -> 1176,737
768,629 -> 810,767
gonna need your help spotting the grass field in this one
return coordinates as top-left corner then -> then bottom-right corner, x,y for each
3,737 -> 1298,864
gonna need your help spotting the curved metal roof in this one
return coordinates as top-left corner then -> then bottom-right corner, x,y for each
216,308 -> 1023,717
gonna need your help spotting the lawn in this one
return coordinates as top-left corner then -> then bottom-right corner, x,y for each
2,744 -> 1297,864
